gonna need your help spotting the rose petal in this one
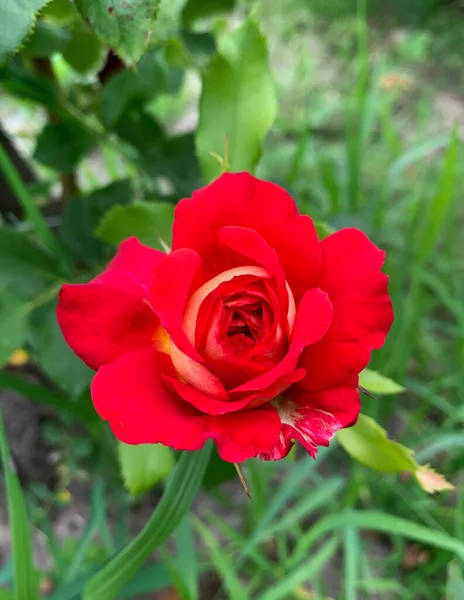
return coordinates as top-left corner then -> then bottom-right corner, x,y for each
258,381 -> 360,460
57,283 -> 158,370
94,237 -> 164,299
299,228 -> 393,391
172,172 -> 321,298
299,337 -> 372,391
217,226 -> 293,327
230,288 -> 333,396
91,348 -> 281,462
151,248 -> 203,362
150,248 -> 228,397
318,228 -> 387,298
163,368 -> 306,416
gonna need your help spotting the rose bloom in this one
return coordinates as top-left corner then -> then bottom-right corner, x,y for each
57,173 -> 393,462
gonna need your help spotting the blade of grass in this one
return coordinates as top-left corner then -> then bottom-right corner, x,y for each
83,442 -> 212,600
0,412 -> 38,600
204,511 -> 274,573
258,537 -> 339,600
195,518 -> 249,600
289,510 -> 464,569
173,516 -> 198,600
239,447 -> 333,562
344,525 -> 359,600
415,129 -> 459,264
264,476 -> 344,540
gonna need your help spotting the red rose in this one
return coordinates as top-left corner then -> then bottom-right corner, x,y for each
57,173 -> 393,462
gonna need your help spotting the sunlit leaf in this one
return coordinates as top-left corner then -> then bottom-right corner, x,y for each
338,414 -> 453,494
96,201 -> 174,251
196,16 -> 277,180
337,414 -> 416,474
359,369 -> 405,395
118,442 -> 174,496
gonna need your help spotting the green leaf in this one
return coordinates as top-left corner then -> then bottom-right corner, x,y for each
42,0 -> 78,22
60,180 -> 132,265
0,62 -> 59,108
151,0 -> 188,45
84,442 -> 212,600
337,414 -> 417,474
0,413 -> 38,600
119,564 -> 171,598
447,561 -> 464,600
34,121 -> 95,173
182,0 -> 235,27
62,23 -> 104,74
359,369 -> 405,395
115,111 -> 201,195
118,442 -> 174,496
0,294 -> 29,368
338,414 -> 454,494
313,219 -> 336,240
203,446 -> 237,489
96,201 -> 174,250
100,50 -> 165,127
29,300 -> 93,398
74,0 -> 161,66
0,230 -> 63,300
0,0 -> 49,64
22,21 -> 71,58
196,16 -> 277,181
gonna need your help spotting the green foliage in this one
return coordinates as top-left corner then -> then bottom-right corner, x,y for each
61,23 -> 104,74
34,121 -> 95,173
0,230 -> 63,299
337,414 -> 417,474
29,301 -> 94,397
0,294 -> 29,368
338,414 -> 453,493
74,0 -> 161,65
84,442 -> 212,600
0,413 -> 38,599
99,50 -> 166,127
0,0 -> 49,63
60,180 -> 132,265
96,201 -> 174,250
0,1 -> 463,597
447,562 -> 464,600
359,369 -> 405,395
196,16 -> 277,180
182,0 -> 235,27
118,442 -> 174,496
22,21 -> 71,58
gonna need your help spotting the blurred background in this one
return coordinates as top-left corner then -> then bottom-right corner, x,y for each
1,0 -> 464,598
